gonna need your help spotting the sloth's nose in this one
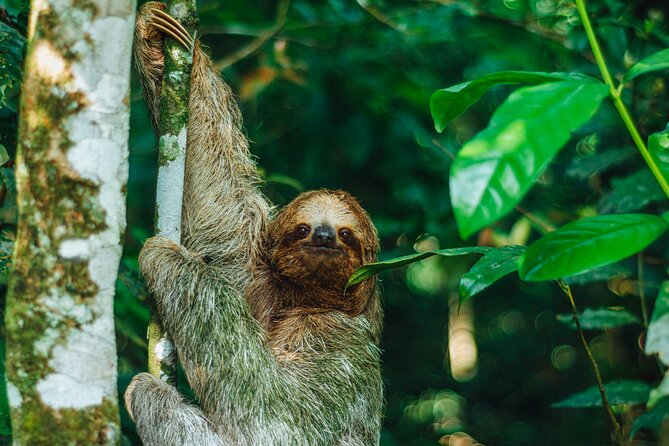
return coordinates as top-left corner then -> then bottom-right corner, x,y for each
312,225 -> 337,247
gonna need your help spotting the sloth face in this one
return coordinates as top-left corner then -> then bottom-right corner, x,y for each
268,190 -> 378,294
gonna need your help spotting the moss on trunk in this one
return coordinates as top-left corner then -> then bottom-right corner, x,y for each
5,1 -> 136,443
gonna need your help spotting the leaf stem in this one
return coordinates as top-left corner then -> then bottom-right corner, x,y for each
559,281 -> 622,444
575,0 -> 669,199
637,254 -> 649,327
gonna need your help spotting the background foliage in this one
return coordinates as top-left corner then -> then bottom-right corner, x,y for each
2,0 -> 669,444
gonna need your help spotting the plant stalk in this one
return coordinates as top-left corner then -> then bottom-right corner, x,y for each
559,282 -> 622,444
574,0 -> 669,199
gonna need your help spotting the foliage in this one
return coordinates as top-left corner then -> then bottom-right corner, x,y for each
2,0 -> 669,445
552,380 -> 652,408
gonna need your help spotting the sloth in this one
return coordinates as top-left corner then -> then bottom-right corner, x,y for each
124,3 -> 383,446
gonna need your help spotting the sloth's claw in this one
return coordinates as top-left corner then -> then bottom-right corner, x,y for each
149,8 -> 193,51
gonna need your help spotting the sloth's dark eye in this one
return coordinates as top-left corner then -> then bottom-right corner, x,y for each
296,224 -> 311,239
339,228 -> 352,241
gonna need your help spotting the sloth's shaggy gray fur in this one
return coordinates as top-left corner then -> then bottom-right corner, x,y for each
125,3 -> 384,445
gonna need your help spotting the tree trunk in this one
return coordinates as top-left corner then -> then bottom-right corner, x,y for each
5,1 -> 136,444
147,0 -> 198,386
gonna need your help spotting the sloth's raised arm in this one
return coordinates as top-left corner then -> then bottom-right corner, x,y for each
134,3 -> 271,282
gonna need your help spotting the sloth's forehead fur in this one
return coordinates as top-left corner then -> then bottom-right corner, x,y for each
294,194 -> 360,231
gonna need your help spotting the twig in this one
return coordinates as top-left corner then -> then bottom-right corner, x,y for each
213,0 -> 290,71
559,281 -> 622,445
638,253 -> 649,327
575,0 -> 669,199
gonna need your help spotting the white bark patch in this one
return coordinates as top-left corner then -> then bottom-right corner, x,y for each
36,318 -> 117,409
31,0 -> 135,411
33,41 -> 67,82
156,126 -> 187,243
7,382 -> 21,409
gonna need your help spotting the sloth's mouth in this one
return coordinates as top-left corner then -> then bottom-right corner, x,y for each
302,245 -> 343,255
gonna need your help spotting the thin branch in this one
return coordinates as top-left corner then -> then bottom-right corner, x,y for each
213,0 -> 290,71
559,281 -> 622,445
638,253 -> 649,328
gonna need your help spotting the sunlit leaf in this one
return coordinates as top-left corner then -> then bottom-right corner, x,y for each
624,48 -> 669,82
556,307 -> 640,330
631,396 -> 669,438
598,169 -> 665,214
346,246 -> 491,288
430,71 -> 596,132
646,281 -> 669,366
459,245 -> 524,303
519,214 -> 668,281
553,380 -> 651,408
450,81 -> 609,239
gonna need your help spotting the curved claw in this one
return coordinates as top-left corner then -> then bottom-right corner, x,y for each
149,8 -> 194,51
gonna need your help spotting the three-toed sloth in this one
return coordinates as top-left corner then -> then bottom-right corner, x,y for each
124,3 -> 383,445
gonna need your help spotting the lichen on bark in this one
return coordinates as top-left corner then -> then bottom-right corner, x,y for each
5,0 -> 136,444
148,0 -> 198,386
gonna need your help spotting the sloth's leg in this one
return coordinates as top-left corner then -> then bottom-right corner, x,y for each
124,373 -> 226,446
138,236 -> 279,422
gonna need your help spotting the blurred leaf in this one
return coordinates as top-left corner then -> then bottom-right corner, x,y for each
0,144 -> 8,166
563,262 -> 632,285
624,48 -> 669,82
459,245 -> 525,303
556,307 -> 640,330
0,21 -> 25,108
650,373 -> 669,406
451,81 -> 609,239
565,148 -> 633,180
519,214 -> 668,281
0,232 -> 12,285
346,246 -> 491,288
265,173 -> 305,193
430,71 -> 596,132
553,380 -> 651,408
430,71 -> 542,131
598,169 -> 665,213
631,397 -> 669,438
646,281 -> 669,366
648,124 -> 669,184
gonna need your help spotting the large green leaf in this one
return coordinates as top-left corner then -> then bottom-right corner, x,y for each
346,246 -> 491,288
450,81 -> 609,239
623,48 -> 669,82
556,307 -> 640,330
646,281 -> 669,366
0,21 -> 25,108
631,397 -> 669,438
563,262 -> 632,285
0,339 -> 10,435
430,71 -> 594,132
519,214 -> 669,281
553,380 -> 651,408
459,245 -> 525,303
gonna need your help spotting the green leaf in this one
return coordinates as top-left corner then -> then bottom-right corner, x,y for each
563,262 -> 632,285
0,144 -> 8,167
346,246 -> 492,288
553,380 -> 651,408
648,124 -> 669,184
646,281 -> 669,366
459,245 -> 525,303
429,71 -> 596,132
624,48 -> 669,82
565,147 -> 634,180
631,396 -> 669,438
519,214 -> 669,281
556,307 -> 640,330
450,81 -> 609,239
598,169 -> 665,214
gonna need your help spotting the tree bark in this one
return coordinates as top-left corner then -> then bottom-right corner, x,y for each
5,1 -> 136,444
147,0 -> 198,386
